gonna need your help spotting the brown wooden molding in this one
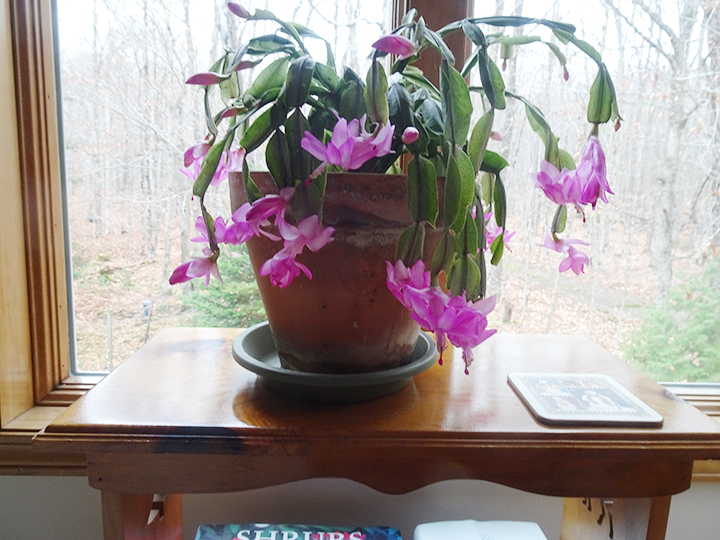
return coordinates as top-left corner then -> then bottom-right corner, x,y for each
0,0 -> 34,427
9,0 -> 70,403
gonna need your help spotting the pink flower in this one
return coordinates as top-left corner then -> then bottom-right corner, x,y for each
541,234 -> 590,275
301,114 -> 395,175
259,249 -> 312,288
484,211 -> 515,251
576,136 -> 612,208
225,203 -> 270,243
444,295 -> 497,372
533,160 -> 583,206
385,260 -> 497,372
169,254 -> 222,286
385,259 -> 431,305
372,34 -> 416,59
277,214 -> 335,256
183,142 -> 211,167
180,145 -> 244,186
245,187 -> 295,222
191,215 -> 233,245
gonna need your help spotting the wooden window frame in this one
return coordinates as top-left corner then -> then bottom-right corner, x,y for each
1,0 -> 719,480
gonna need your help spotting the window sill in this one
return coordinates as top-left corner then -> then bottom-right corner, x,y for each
0,406 -> 85,475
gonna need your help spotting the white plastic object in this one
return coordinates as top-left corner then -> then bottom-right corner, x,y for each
414,520 -> 548,540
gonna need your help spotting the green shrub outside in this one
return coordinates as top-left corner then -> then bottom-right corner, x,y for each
184,244 -> 266,328
623,261 -> 720,382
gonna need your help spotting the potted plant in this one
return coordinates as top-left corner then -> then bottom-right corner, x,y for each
170,3 -> 620,376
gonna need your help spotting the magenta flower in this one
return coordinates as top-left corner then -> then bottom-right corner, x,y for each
183,141 -> 211,167
277,214 -> 335,256
372,34 -> 416,59
385,259 -> 497,372
301,114 -> 395,175
192,215 -> 233,245
401,127 -> 419,145
245,187 -> 295,222
444,295 -> 497,372
224,203 -> 267,243
180,145 -> 244,186
576,136 -> 612,208
169,254 -> 222,287
386,259 -> 431,305
259,249 -> 312,288
533,160 -> 583,206
483,211 -> 515,251
542,234 -> 590,275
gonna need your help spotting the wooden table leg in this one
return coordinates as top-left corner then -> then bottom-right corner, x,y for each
561,496 -> 672,540
101,491 -> 183,540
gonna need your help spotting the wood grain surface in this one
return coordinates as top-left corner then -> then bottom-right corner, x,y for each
35,328 -> 720,498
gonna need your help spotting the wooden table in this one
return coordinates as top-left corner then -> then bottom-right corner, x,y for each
34,328 -> 720,540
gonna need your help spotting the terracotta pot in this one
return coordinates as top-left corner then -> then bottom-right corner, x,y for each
229,171 -> 437,374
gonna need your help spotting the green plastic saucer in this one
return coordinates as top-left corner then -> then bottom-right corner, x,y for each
232,321 -> 437,403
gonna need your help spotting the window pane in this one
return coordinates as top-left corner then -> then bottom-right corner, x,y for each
472,0 -> 720,382
58,0 -> 390,372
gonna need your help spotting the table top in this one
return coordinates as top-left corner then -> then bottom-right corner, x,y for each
34,328 -> 720,497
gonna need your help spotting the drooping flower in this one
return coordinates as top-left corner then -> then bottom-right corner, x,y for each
245,187 -> 295,223
191,215 -> 233,245
169,253 -> 222,287
183,141 -> 211,167
484,211 -> 515,251
576,135 -> 612,208
277,214 -> 335,256
385,260 -> 497,372
259,249 -> 312,288
385,259 -> 431,305
541,234 -> 590,275
301,114 -> 395,176
371,34 -> 416,59
444,295 -> 497,373
180,144 -> 244,186
533,160 -> 583,206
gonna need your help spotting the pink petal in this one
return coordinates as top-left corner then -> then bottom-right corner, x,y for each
300,131 -> 329,162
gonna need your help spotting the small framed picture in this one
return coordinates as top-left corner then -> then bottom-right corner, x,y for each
508,373 -> 663,427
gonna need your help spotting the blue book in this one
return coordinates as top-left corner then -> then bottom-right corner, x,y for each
194,524 -> 403,540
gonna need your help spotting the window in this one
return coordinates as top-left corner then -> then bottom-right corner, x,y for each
1,0 -> 718,471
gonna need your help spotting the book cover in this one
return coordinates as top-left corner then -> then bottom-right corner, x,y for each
194,524 -> 402,540
507,373 -> 663,427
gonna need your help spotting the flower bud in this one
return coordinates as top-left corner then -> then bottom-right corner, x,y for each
372,35 -> 416,59
186,72 -> 226,86
227,2 -> 250,18
402,126 -> 419,145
